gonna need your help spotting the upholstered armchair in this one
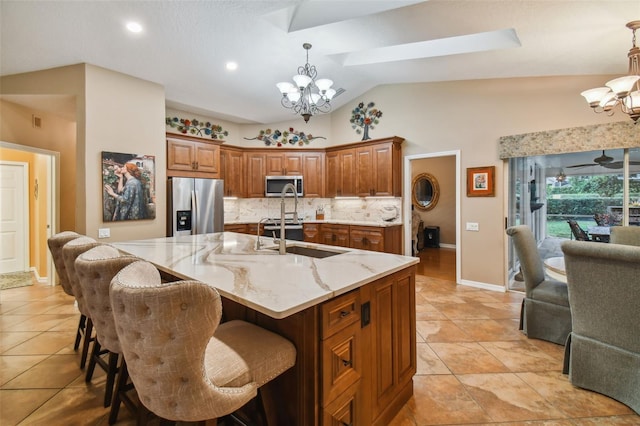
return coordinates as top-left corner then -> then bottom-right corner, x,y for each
561,240 -> 640,414
109,260 -> 297,424
610,226 -> 640,246
506,225 -> 571,345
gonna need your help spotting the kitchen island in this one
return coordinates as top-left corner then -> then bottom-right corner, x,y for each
113,232 -> 418,425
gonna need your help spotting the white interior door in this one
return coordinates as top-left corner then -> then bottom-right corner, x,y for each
0,161 -> 29,273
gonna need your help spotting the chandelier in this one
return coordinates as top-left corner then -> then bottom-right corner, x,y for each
581,21 -> 640,122
276,43 -> 336,123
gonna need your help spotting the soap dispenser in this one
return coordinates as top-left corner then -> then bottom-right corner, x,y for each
316,205 -> 325,220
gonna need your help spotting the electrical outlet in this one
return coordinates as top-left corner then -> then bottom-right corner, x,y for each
466,222 -> 479,231
98,228 -> 110,238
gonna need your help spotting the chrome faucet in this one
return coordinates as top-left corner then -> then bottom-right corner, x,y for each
278,183 -> 299,254
255,217 -> 272,250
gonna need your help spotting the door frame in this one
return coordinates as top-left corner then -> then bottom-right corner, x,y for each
403,150 -> 461,284
1,141 -> 59,285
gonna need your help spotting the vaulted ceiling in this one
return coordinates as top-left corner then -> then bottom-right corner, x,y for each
1,1 -> 639,124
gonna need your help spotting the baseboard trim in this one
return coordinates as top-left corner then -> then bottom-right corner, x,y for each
458,279 -> 505,292
31,267 -> 48,283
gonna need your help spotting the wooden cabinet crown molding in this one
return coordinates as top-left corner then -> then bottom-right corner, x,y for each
166,132 -> 224,146
221,135 -> 404,154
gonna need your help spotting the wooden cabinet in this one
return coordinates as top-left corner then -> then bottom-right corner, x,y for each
321,290 -> 362,424
350,225 -> 402,254
317,224 -> 402,254
350,225 -> 385,252
223,223 -> 248,233
220,264 -> 417,426
303,223 -> 321,243
326,148 -> 356,197
220,146 -> 245,197
167,135 -> 221,178
369,267 -> 416,424
302,152 -> 325,198
266,152 -> 304,176
320,224 -> 350,247
355,142 -> 400,196
327,137 -> 403,198
245,152 -> 267,198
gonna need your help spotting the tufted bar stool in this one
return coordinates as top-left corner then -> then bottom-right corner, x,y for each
75,245 -> 140,411
47,231 -> 88,350
110,260 -> 297,425
62,236 -> 101,369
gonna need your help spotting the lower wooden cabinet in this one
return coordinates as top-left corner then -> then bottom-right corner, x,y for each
320,224 -> 351,247
314,223 -> 402,254
224,223 -> 247,233
303,223 -> 321,243
220,265 -> 416,426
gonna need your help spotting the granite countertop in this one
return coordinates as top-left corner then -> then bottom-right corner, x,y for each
112,232 -> 417,319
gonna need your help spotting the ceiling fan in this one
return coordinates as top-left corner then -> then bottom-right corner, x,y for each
566,150 -> 640,169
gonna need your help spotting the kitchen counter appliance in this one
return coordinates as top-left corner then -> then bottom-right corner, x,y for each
262,218 -> 304,241
265,175 -> 303,197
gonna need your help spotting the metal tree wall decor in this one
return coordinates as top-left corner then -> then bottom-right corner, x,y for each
350,101 -> 383,141
244,127 -> 326,147
166,117 -> 229,139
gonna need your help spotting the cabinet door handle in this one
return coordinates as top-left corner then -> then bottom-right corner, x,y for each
339,310 -> 350,318
195,161 -> 199,169
341,359 -> 352,367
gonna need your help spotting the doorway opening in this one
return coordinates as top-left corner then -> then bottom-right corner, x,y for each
0,141 -> 58,285
404,150 -> 460,283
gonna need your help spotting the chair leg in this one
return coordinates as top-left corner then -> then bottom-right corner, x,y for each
103,352 -> 119,407
74,314 -> 86,350
85,339 -> 102,382
110,359 -> 138,425
80,318 -> 94,369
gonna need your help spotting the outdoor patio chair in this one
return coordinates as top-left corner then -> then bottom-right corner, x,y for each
567,219 -> 590,241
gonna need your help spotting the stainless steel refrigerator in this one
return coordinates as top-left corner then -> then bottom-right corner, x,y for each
167,177 -> 224,236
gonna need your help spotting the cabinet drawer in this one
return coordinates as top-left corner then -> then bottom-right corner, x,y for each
322,379 -> 360,426
322,290 -> 360,338
322,321 -> 361,406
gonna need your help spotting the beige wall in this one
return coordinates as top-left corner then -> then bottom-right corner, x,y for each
83,64 -> 166,241
1,64 -> 166,241
412,156 -> 456,246
328,75 -> 625,288
0,99 -> 76,232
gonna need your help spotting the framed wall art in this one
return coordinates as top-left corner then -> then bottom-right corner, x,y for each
102,151 -> 156,221
466,166 -> 495,197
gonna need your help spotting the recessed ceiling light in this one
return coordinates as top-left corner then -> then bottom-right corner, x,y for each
126,21 -> 143,33
226,62 -> 238,71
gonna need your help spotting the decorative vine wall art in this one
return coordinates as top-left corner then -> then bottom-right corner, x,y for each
166,117 -> 229,139
350,101 -> 383,141
244,128 -> 326,147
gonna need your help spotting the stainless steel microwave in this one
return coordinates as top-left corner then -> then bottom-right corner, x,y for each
265,175 -> 303,197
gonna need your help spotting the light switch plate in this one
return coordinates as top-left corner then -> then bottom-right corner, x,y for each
466,222 -> 479,231
98,228 -> 110,238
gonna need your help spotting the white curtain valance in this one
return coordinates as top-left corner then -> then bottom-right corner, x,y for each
498,121 -> 640,159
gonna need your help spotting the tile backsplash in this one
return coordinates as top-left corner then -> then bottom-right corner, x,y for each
224,197 -> 402,223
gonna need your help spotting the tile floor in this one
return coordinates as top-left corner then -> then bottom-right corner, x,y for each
1,250 -> 638,425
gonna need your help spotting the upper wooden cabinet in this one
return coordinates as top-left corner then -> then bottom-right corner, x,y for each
167,134 -> 221,178
220,146 -> 245,197
167,135 -> 401,198
356,142 -> 399,197
302,152 -> 325,198
245,152 -> 267,198
327,137 -> 403,198
265,152 -> 304,176
326,148 -> 356,197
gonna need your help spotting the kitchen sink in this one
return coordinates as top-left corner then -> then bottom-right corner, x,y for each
268,245 -> 346,258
